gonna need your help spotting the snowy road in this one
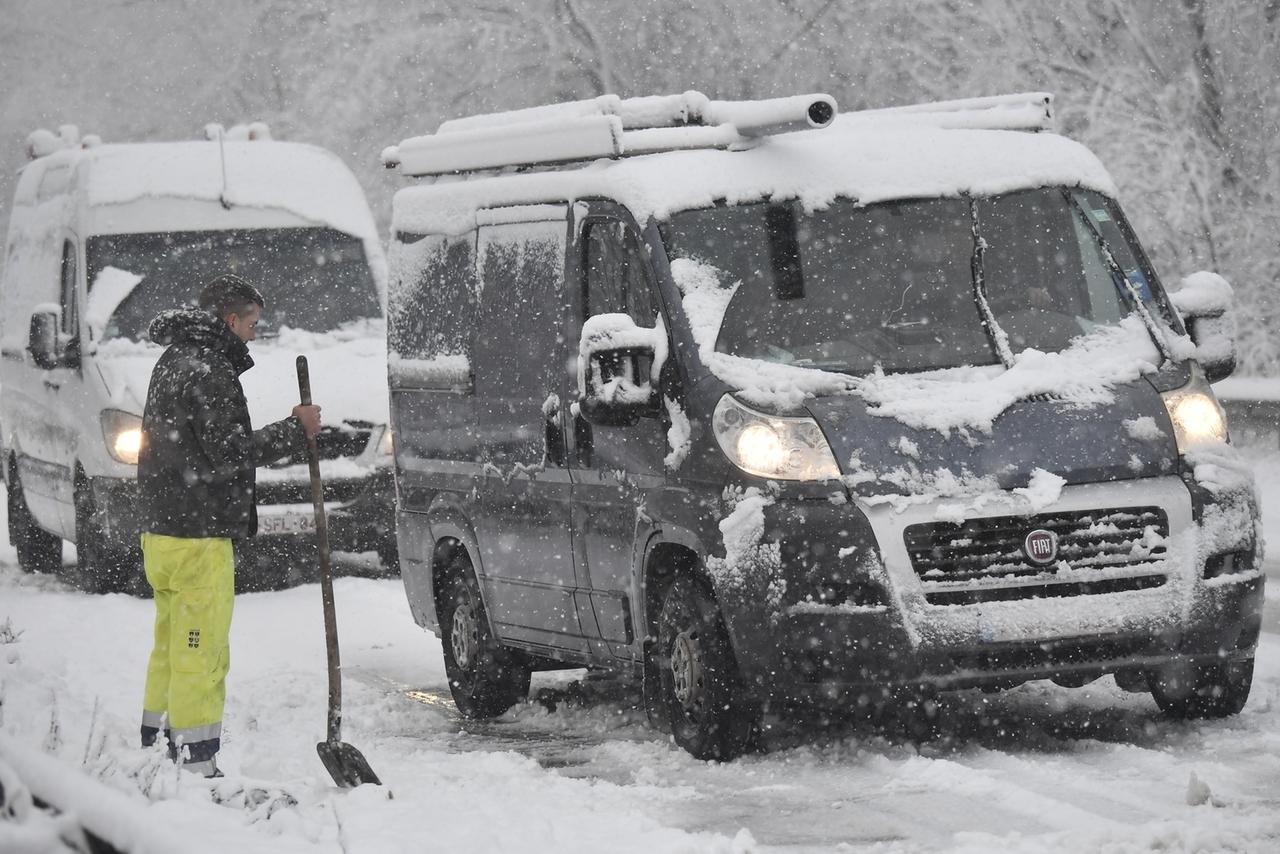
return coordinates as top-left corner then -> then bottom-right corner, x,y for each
3,458 -> 1280,852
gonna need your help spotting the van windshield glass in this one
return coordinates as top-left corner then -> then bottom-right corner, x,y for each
660,189 -> 1164,375
85,227 -> 380,341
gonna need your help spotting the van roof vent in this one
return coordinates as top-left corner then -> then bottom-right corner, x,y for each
382,90 -> 838,177
203,122 -> 273,142
25,125 -> 102,160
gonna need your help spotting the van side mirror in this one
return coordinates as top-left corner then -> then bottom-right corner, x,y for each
577,313 -> 664,427
28,309 -> 68,370
1169,272 -> 1236,383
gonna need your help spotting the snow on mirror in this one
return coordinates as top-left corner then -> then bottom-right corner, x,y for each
1169,271 -> 1237,383
577,312 -> 667,425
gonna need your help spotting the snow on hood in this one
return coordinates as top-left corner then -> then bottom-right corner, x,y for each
846,317 -> 1163,434
393,125 -> 1117,236
94,320 -> 388,427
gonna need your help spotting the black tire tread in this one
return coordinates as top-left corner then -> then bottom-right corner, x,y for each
438,556 -> 531,719
656,576 -> 757,761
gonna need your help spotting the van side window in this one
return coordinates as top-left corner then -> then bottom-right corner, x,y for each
59,239 -> 78,338
387,233 -> 478,388
473,219 -> 568,466
584,221 -> 658,327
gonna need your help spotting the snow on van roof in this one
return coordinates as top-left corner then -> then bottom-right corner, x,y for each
391,123 -> 1118,236
79,141 -> 378,242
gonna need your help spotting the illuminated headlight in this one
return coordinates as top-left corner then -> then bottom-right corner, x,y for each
378,426 -> 394,456
1161,370 -> 1228,453
101,409 -> 143,465
713,394 -> 840,481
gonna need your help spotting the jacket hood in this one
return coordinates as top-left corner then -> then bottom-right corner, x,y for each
148,308 -> 254,375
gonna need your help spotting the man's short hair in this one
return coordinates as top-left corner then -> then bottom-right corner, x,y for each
198,274 -> 265,319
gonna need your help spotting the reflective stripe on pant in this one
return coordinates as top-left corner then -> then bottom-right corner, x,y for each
141,533 -> 235,765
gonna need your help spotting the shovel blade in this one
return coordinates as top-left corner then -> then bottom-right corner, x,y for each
317,740 -> 382,788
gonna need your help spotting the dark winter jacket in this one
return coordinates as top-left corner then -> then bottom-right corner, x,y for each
137,309 -> 304,539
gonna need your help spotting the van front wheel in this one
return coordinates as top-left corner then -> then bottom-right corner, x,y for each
657,576 -> 758,760
438,557 -> 531,718
7,468 -> 62,574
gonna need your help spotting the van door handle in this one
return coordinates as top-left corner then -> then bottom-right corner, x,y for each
43,378 -> 61,391
544,397 -> 566,467
574,411 -> 593,469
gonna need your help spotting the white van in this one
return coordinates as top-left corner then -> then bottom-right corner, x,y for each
1,126 -> 394,593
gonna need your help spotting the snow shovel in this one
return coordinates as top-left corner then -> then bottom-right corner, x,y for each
297,355 -> 382,788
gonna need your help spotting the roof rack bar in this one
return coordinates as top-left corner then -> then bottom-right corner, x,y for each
844,92 -> 1054,132
389,91 -> 837,177
387,114 -> 623,176
436,91 -> 836,137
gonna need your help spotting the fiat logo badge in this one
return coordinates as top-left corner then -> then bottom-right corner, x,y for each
1023,529 -> 1059,565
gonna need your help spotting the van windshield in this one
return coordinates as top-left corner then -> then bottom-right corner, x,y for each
85,227 -> 381,341
660,188 -> 1169,375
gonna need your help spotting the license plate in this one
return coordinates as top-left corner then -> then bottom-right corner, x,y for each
257,510 -> 316,536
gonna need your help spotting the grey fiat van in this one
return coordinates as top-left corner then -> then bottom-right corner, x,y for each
382,92 -> 1262,759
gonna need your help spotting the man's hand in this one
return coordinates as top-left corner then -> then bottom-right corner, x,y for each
293,404 -> 322,438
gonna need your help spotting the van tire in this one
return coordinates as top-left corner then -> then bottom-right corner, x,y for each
438,556 -> 531,718
1149,656 -> 1253,719
73,479 -> 144,595
656,576 -> 758,760
7,467 -> 62,574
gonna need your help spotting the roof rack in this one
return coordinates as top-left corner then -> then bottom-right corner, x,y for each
383,90 -> 837,177
841,92 -> 1054,132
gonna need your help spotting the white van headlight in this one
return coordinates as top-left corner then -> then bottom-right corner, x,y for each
101,410 -> 143,465
377,426 -> 394,456
713,394 -> 840,481
1161,370 -> 1227,453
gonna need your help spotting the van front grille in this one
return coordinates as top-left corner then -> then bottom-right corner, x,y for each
904,506 -> 1169,605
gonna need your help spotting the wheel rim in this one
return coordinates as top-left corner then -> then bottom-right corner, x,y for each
670,630 -> 704,712
451,598 -> 480,670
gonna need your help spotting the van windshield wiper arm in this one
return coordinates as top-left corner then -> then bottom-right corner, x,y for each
1060,189 -> 1173,362
968,197 -> 1014,367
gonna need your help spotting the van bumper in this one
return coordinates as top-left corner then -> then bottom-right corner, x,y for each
721,475 -> 1264,706
764,573 -> 1263,705
89,468 -> 396,561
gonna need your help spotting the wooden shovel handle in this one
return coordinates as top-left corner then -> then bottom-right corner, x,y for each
297,355 -> 343,744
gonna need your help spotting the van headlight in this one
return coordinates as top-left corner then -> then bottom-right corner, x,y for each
713,394 -> 840,481
1161,369 -> 1227,453
101,409 -> 143,465
377,426 -> 394,456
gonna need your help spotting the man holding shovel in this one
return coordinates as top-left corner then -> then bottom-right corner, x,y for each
136,273 -> 321,777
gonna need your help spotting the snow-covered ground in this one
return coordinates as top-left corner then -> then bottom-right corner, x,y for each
2,455 -> 1279,853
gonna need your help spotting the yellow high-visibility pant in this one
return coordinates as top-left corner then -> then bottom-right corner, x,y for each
140,533 -> 235,772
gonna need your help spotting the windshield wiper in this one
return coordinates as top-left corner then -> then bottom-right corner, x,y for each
1060,189 -> 1173,362
968,198 -> 1014,366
